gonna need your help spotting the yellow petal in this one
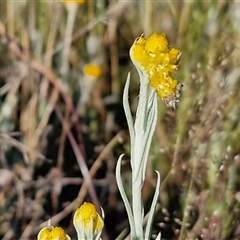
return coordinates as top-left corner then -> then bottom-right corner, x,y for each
169,48 -> 181,64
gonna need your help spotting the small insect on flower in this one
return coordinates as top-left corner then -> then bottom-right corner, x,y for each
176,82 -> 184,98
164,83 -> 184,109
130,33 -> 183,108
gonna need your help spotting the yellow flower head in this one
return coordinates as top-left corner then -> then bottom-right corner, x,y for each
130,33 -> 182,108
38,226 -> 71,240
83,63 -> 102,79
73,202 -> 104,239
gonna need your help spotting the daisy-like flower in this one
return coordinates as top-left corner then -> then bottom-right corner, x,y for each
37,225 -> 71,240
73,202 -> 104,240
130,33 -> 182,108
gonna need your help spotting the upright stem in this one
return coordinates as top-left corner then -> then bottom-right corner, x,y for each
132,71 -> 149,177
61,3 -> 78,80
131,72 -> 150,240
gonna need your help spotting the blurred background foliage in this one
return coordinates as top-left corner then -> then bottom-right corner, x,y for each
1,0 -> 240,239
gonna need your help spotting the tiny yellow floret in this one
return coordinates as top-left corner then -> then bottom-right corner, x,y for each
130,33 -> 182,108
145,33 -> 169,54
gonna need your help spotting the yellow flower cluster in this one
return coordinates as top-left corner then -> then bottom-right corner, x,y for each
37,202 -> 104,240
74,202 -> 104,233
130,33 -> 182,107
38,226 -> 71,240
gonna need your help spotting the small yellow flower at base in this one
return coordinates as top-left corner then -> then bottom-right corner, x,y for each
38,225 -> 71,240
130,33 -> 182,108
73,202 -> 104,240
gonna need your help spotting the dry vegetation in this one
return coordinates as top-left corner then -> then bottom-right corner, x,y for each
1,1 -> 240,239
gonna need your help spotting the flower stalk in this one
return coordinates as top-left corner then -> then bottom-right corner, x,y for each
116,33 -> 181,240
